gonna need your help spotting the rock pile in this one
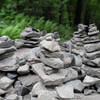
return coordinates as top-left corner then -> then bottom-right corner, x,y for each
0,24 -> 100,100
0,36 -> 19,72
15,27 -> 42,48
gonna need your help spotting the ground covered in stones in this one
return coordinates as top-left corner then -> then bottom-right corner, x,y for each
0,24 -> 100,100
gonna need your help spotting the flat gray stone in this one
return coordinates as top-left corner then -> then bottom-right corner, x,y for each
83,75 -> 100,85
18,74 -> 40,86
32,63 -> 66,86
0,55 -> 19,71
40,53 -> 64,69
31,82 -> 57,98
0,40 -> 14,48
65,80 -> 84,92
64,68 -> 78,82
40,39 -> 60,52
5,94 -> 18,100
84,42 -> 100,53
56,85 -> 74,99
85,50 -> 100,60
82,65 -> 100,78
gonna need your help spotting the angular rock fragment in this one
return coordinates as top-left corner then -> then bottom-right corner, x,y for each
56,85 -> 74,99
17,64 -> 30,75
32,63 -> 66,86
64,68 -> 78,82
40,38 -> 60,52
0,55 -> 19,71
31,82 -> 57,98
0,76 -> 14,90
82,65 -> 100,78
65,80 -> 84,92
5,94 -> 18,100
18,74 -> 40,86
83,75 -> 100,85
40,53 -> 64,69
84,42 -> 100,53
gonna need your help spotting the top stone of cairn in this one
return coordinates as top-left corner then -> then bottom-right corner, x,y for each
88,23 -> 99,36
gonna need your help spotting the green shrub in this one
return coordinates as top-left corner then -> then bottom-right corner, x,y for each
0,12 -> 73,41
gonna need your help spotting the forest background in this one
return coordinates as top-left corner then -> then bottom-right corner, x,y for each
0,0 -> 100,41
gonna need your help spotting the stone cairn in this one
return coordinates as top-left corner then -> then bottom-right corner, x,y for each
0,24 -> 100,100
15,27 -> 42,48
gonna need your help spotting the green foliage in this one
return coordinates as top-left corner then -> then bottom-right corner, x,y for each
0,13 -> 73,40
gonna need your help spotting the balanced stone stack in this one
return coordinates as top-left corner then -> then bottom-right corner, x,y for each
64,24 -> 88,57
29,35 -> 84,100
82,24 -> 100,78
15,27 -> 42,48
0,36 -> 19,72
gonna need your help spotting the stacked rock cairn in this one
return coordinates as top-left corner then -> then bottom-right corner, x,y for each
0,24 -> 100,100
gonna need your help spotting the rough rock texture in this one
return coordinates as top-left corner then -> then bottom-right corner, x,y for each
0,24 -> 100,100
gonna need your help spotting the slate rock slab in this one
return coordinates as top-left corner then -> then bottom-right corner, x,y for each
0,55 -> 19,71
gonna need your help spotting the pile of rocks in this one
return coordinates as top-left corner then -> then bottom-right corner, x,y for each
0,24 -> 100,100
15,27 -> 42,48
0,36 -> 19,72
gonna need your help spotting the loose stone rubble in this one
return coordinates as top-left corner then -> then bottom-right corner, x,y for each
0,24 -> 100,100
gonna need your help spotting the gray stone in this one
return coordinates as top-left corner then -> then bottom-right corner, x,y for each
19,59 -> 26,66
23,94 -> 31,100
84,42 -> 100,53
40,39 -> 60,52
5,94 -> 18,100
0,55 -> 19,71
31,82 -> 57,98
74,55 -> 82,67
0,46 -> 16,55
21,31 -> 40,38
83,75 -> 100,85
82,65 -> 100,78
14,39 -> 24,48
56,85 -> 74,99
18,74 -> 40,86
0,36 -> 10,41
64,68 -> 78,82
32,63 -> 66,86
17,64 -> 30,75
40,53 -> 64,69
24,47 -> 40,62
7,73 -> 18,79
44,66 -> 56,75
0,76 -> 14,90
84,89 -> 96,96
85,50 -> 100,60
91,58 -> 100,67
0,40 -> 14,48
37,92 -> 57,100
65,80 -> 84,92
